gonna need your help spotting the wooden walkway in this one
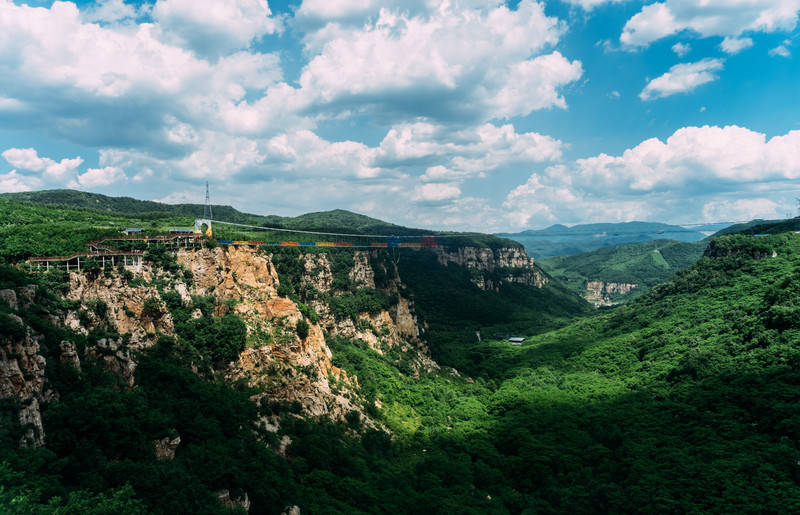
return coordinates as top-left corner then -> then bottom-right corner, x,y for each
26,233 -> 197,272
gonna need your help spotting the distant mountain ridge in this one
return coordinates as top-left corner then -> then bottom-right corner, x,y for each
497,221 -> 714,259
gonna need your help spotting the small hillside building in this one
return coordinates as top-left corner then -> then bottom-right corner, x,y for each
508,337 -> 525,344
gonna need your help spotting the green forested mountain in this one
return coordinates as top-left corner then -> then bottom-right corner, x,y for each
0,189 -> 413,233
0,195 -> 520,263
713,216 -> 800,236
538,239 -> 708,302
0,189 -> 522,246
3,193 -> 800,513
497,221 -> 711,258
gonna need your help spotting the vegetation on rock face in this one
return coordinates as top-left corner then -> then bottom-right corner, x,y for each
271,247 -> 399,323
162,292 -> 247,366
295,319 -> 309,340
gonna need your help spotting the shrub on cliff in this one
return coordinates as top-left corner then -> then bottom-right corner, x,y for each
296,319 -> 310,340
178,313 -> 247,365
142,296 -> 163,319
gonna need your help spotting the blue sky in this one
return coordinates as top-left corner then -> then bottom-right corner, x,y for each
0,0 -> 798,231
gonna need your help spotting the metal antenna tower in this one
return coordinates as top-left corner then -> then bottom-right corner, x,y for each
204,181 -> 213,220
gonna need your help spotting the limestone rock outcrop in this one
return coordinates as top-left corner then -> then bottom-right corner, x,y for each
0,289 -> 18,310
216,490 -> 251,512
178,247 -> 365,422
584,281 -> 638,306
433,246 -> 547,290
0,313 -> 46,447
180,246 -> 280,304
349,252 -> 375,288
65,271 -> 175,384
153,435 -> 181,460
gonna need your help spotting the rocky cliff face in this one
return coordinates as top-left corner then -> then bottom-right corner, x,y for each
298,251 -> 432,374
176,246 -> 365,421
65,271 -> 175,385
0,310 -> 47,447
0,242 -> 496,447
0,285 -> 80,447
433,246 -> 547,291
584,281 -> 638,306
174,246 -> 434,420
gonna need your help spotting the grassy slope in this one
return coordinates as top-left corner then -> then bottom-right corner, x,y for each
0,189 -> 415,232
537,239 -> 708,300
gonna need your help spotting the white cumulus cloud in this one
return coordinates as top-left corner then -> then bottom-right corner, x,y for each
672,42 -> 691,56
702,198 -> 783,221
769,44 -> 791,56
294,1 -> 580,122
153,0 -> 282,57
376,122 -> 564,176
720,36 -> 754,54
413,182 -> 462,202
70,166 -> 128,188
0,0 -> 288,152
503,125 -> 800,228
2,148 -> 83,181
0,170 -> 41,193
621,0 -> 800,48
640,58 -> 724,100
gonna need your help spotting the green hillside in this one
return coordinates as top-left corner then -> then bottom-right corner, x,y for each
3,192 -> 799,512
0,189 -> 415,234
3,227 -> 800,512
0,193 -> 521,263
713,216 -> 800,236
538,239 -> 708,302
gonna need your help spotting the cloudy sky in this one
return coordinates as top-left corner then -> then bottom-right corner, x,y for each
0,0 -> 798,231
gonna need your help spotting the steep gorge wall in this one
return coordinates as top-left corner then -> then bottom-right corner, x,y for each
178,246 -> 431,418
65,271 -> 175,384
297,251 -> 431,370
433,246 -> 547,290
176,246 -> 363,420
1,242 -> 544,447
0,294 -> 47,447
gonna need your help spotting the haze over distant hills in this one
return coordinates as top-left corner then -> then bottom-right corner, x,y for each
496,221 -> 722,259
